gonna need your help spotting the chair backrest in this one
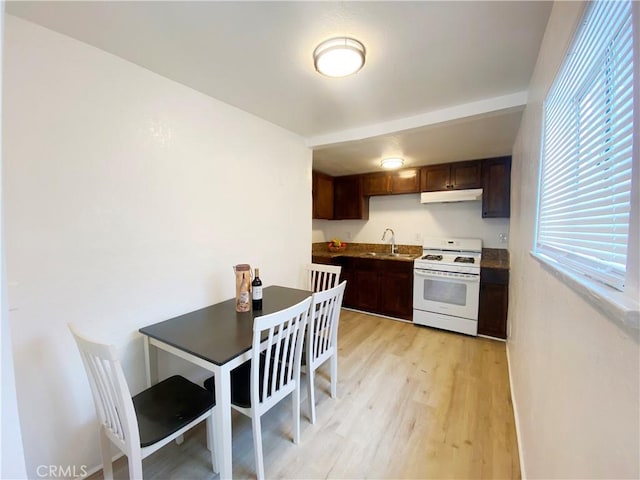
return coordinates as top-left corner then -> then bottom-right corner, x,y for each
68,324 -> 140,454
251,296 -> 312,413
308,281 -> 346,368
307,263 -> 342,292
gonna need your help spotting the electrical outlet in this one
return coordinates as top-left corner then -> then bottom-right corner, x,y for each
415,233 -> 422,242
346,231 -> 353,240
499,233 -> 508,243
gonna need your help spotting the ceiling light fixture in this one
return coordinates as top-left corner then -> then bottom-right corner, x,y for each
381,157 -> 404,169
313,37 -> 366,78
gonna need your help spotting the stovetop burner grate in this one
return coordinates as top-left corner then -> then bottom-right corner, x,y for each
454,256 -> 475,264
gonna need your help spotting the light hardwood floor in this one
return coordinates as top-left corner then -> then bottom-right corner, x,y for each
89,309 -> 520,479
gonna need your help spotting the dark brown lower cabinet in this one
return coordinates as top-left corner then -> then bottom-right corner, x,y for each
378,269 -> 414,319
341,257 -> 413,321
478,268 -> 509,339
341,264 -> 357,307
352,269 -> 380,312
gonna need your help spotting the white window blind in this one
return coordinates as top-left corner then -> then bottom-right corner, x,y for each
536,0 -> 634,292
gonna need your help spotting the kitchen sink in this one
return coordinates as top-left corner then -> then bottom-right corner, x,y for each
360,252 -> 415,259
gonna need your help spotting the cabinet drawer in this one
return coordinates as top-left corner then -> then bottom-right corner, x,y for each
481,268 -> 509,285
311,255 -> 339,266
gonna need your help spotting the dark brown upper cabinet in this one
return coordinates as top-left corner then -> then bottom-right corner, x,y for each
313,157 -> 510,220
312,171 -> 334,219
333,175 -> 369,220
420,160 -> 482,192
362,172 -> 391,196
363,168 -> 420,196
482,156 -> 511,218
390,168 -> 420,194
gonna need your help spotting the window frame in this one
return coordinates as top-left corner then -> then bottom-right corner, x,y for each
531,0 -> 639,329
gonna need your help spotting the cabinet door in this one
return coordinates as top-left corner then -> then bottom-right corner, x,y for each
312,171 -> 334,219
363,172 -> 391,196
341,265 -> 357,308
478,282 -> 508,339
450,160 -> 482,190
420,161 -> 481,191
341,258 -> 373,310
333,175 -> 369,220
420,164 -> 451,191
353,270 -> 380,311
482,156 -> 511,218
390,168 -> 420,194
378,269 -> 414,320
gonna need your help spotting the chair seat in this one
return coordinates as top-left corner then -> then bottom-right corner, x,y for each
133,375 -> 214,447
204,354 -> 288,409
204,365 -> 255,408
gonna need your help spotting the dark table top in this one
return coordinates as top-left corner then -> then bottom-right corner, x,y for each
139,285 -> 312,366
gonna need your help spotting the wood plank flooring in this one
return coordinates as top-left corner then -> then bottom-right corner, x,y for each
89,309 -> 520,479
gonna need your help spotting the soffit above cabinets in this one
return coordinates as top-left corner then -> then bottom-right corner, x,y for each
312,107 -> 524,176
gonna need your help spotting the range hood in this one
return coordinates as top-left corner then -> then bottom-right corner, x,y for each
420,188 -> 483,204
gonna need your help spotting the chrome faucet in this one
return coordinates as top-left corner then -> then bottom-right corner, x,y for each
382,228 -> 397,254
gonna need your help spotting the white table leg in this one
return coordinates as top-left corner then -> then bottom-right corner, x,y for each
214,364 -> 233,479
143,336 -> 158,387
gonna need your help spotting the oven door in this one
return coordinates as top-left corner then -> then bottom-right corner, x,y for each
413,268 -> 480,320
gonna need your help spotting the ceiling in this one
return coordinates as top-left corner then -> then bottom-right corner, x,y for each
6,1 -> 553,176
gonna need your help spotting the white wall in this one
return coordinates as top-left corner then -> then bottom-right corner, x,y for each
1,4 -> 28,479
313,193 -> 510,248
3,15 -> 311,477
509,2 -> 640,478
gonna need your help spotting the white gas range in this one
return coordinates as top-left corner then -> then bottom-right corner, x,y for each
413,237 -> 482,336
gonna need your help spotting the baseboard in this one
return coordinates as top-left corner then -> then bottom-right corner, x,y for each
478,333 -> 506,342
342,307 -> 412,324
80,452 -> 124,480
506,343 -> 526,479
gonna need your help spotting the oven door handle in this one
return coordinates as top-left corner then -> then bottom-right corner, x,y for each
414,269 -> 479,281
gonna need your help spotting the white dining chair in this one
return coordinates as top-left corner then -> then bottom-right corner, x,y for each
206,296 -> 311,480
68,324 -> 218,480
307,263 -> 342,292
305,280 -> 346,424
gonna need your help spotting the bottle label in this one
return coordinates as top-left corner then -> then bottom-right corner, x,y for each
237,292 -> 250,312
253,285 -> 263,300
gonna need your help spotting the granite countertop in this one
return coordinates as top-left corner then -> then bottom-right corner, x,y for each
481,248 -> 510,269
312,242 -> 422,263
312,242 -> 510,269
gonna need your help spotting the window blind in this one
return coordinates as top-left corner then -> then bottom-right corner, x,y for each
537,0 -> 634,291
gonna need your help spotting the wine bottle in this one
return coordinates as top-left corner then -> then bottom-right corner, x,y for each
252,268 -> 263,310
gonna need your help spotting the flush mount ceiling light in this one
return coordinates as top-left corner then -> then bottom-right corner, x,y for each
381,157 -> 404,169
313,37 -> 366,78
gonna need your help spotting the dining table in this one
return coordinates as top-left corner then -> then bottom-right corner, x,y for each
139,285 -> 312,479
